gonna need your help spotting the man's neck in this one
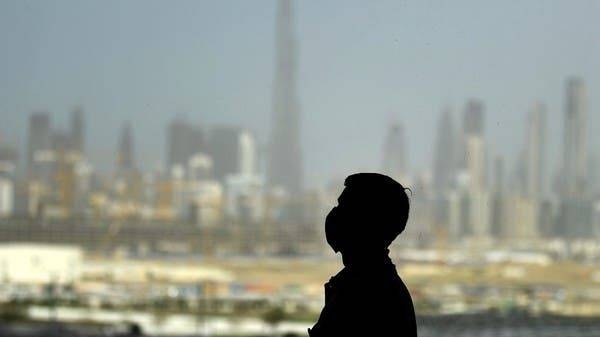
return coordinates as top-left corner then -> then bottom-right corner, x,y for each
341,248 -> 391,269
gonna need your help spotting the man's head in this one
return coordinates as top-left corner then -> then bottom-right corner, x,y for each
325,173 -> 410,253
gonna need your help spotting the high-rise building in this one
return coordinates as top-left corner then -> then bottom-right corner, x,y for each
70,107 -> 84,156
562,77 -> 587,197
510,150 -> 526,195
0,146 -> 18,179
525,102 -> 546,199
52,131 -> 72,154
27,113 -> 51,177
268,0 -> 303,195
208,126 -> 257,182
0,176 -> 13,217
490,156 -> 506,238
117,122 -> 135,173
239,130 -> 258,176
166,119 -> 185,169
0,145 -> 17,218
52,130 -> 76,214
209,126 -> 240,182
466,136 -> 486,191
462,100 -> 487,191
166,118 -> 205,170
382,122 -> 407,178
590,154 -> 599,197
433,108 -> 456,193
557,199 -> 593,238
493,155 -> 505,192
467,190 -> 492,237
463,99 -> 484,137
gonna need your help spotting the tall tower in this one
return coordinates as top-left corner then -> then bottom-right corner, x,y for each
525,102 -> 546,199
382,122 -> 407,178
117,122 -> 135,173
433,107 -> 456,193
268,0 -> 303,195
562,77 -> 587,197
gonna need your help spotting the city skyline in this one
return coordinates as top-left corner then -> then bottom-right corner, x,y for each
3,79 -> 597,191
0,0 -> 599,187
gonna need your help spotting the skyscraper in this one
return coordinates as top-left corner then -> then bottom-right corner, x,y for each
52,131 -> 71,154
0,146 -> 17,176
0,145 -> 17,217
562,77 -> 587,197
27,113 -> 51,177
268,0 -> 303,194
117,122 -> 135,173
493,155 -> 505,193
70,107 -> 84,156
433,107 -> 456,193
466,136 -> 486,191
207,126 -> 257,181
462,99 -> 487,191
490,155 -> 506,237
239,130 -> 258,176
209,126 -> 243,182
382,122 -> 407,178
590,154 -> 599,197
167,118 -> 205,170
463,99 -> 484,137
525,102 -> 546,199
52,130 -> 76,214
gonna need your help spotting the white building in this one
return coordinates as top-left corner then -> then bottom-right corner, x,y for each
0,177 -> 13,217
224,174 -> 264,221
172,170 -> 223,227
0,244 -> 82,285
468,190 -> 492,237
466,135 -> 487,192
238,130 -> 257,176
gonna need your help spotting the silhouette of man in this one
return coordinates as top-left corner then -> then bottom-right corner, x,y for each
309,173 -> 417,337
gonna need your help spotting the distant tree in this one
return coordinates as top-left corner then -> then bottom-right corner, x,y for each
0,303 -> 27,322
262,306 -> 286,330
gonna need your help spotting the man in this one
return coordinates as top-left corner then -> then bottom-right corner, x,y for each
309,173 -> 417,336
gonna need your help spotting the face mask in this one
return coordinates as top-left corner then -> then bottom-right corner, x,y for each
325,206 -> 342,253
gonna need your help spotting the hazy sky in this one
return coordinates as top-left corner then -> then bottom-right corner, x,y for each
0,0 -> 598,187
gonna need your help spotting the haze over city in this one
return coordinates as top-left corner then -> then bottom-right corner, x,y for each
2,1 -> 600,336
1,0 -> 599,186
